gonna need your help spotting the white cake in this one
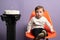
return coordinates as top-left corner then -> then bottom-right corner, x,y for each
4,10 -> 20,15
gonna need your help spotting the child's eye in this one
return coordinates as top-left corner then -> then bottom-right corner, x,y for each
36,11 -> 43,13
36,11 -> 38,13
40,11 -> 42,13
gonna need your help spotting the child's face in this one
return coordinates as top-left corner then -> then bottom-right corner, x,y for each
35,8 -> 44,18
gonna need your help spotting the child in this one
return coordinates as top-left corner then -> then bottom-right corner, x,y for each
27,6 -> 54,40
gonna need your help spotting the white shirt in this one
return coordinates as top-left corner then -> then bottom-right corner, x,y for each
27,16 -> 54,32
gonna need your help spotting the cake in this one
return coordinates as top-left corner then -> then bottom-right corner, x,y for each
4,10 -> 20,15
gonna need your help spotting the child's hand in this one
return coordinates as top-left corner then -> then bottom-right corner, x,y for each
26,31 -> 30,33
51,29 -> 55,33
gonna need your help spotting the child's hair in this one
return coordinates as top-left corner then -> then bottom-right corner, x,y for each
35,6 -> 44,12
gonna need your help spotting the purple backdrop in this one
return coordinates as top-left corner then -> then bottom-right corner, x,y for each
0,0 -> 60,40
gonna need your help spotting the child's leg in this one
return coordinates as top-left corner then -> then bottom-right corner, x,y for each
35,29 -> 48,40
31,28 -> 42,37
31,28 -> 42,40
41,30 -> 48,37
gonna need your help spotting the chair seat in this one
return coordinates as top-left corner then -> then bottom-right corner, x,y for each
26,32 -> 56,39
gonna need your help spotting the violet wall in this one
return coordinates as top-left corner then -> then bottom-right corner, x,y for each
0,0 -> 60,40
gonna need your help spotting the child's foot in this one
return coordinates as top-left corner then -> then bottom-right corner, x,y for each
35,33 -> 44,40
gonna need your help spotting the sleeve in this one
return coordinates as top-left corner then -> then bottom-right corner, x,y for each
27,18 -> 33,33
44,17 -> 54,32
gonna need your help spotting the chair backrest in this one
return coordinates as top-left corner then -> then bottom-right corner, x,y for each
30,10 -> 53,32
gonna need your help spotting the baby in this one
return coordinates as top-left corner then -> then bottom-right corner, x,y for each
27,6 -> 54,40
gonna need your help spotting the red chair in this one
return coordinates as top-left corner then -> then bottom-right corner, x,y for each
25,10 -> 56,40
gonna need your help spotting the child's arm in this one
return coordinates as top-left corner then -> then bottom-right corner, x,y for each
44,17 -> 54,32
27,18 -> 33,33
